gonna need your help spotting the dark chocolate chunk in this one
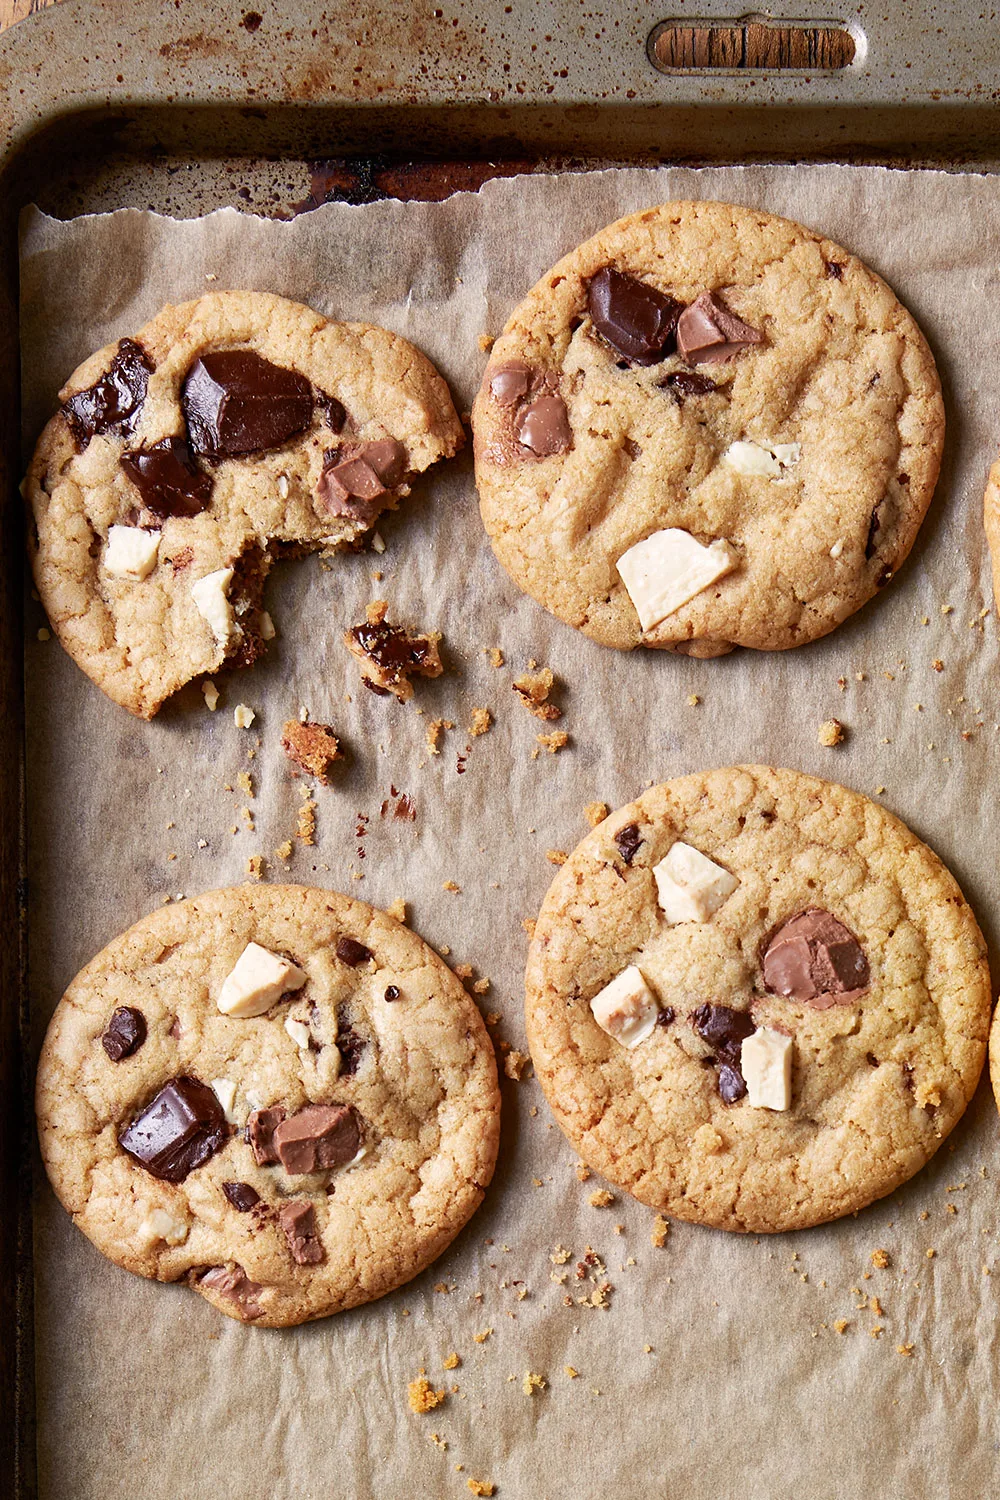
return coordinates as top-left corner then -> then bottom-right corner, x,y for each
516,394 -> 572,457
101,1006 -> 147,1062
247,1105 -> 287,1166
660,371 -> 717,397
199,1264 -> 267,1319
613,823 -> 643,866
336,935 -> 373,968
717,1063 -> 747,1104
120,437 -> 213,520
676,292 -> 765,365
315,391 -> 346,432
346,613 -> 442,701
384,984 -> 401,1002
587,267 -> 682,364
272,1102 -> 361,1174
336,1006 -> 366,1075
825,261 -> 844,279
182,350 -> 314,457
223,1180 -> 261,1212
62,339 -> 153,448
655,1006 -> 676,1028
119,1076 -> 227,1182
278,1200 -> 324,1264
762,908 -> 869,1009
865,498 -> 888,561
690,1003 -> 754,1065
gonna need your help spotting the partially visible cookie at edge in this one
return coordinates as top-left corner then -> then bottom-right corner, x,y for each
472,201 -> 943,657
26,291 -> 464,717
525,766 -> 989,1233
36,884 -> 500,1327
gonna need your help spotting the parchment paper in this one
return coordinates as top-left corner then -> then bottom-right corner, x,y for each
19,166 -> 1000,1500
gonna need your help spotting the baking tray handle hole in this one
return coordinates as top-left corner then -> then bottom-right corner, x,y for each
647,15 -> 862,73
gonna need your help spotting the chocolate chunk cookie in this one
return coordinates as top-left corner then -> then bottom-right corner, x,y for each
525,767 -> 988,1233
25,291 -> 463,716
36,885 -> 500,1326
472,201 -> 943,657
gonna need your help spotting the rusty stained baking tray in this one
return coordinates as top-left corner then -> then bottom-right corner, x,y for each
3,0 -> 1000,1493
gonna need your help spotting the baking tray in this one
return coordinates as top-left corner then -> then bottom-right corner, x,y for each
3,1 -> 999,1494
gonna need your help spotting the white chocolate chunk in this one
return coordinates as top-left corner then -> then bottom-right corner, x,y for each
616,528 -> 737,632
104,525 -> 160,580
285,1015 -> 311,1049
137,1206 -> 189,1249
217,942 -> 307,1018
742,1027 -> 793,1110
210,1077 -> 239,1123
202,679 -> 219,712
653,841 -> 740,924
233,703 -> 256,729
829,539 -> 844,559
590,964 -> 659,1048
259,610 -> 276,641
722,440 -> 801,478
191,566 -> 235,643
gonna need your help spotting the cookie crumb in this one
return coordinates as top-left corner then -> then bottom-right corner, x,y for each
926,1248 -> 936,1258
426,717 -> 454,755
522,1372 -> 547,1397
486,647 -> 504,668
585,801 -> 609,827
513,666 -> 561,720
281,719 -> 343,783
473,977 -> 490,994
274,840 -> 293,863
473,1328 -> 493,1343
871,1248 -> 891,1269
504,1050 -> 532,1081
932,659 -> 944,672
575,1163 -> 591,1183
202,679 -> 219,711
469,707 -> 492,737
442,1353 -> 461,1371
442,880 -> 461,893
408,1377 -> 446,1414
467,1482 -> 494,1498
386,897 -> 407,923
897,1343 -> 915,1357
564,1365 -> 579,1379
546,849 -> 568,866
834,1319 -> 850,1334
521,918 -> 536,939
818,718 -> 845,747
234,703 -> 256,729
687,694 -> 700,707
247,854 -> 265,881
237,771 -> 254,798
651,1215 -> 670,1248
537,730 -> 569,754
588,1190 -> 614,1208
296,791 -> 316,846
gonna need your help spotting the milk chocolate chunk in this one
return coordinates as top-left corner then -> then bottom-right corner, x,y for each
222,1180 -> 261,1212
120,437 -> 214,520
613,824 -> 644,866
516,395 -> 572,457
199,1264 -> 267,1320
489,364 -> 532,406
763,908 -> 869,1009
317,437 -> 408,518
119,1076 -> 227,1181
62,338 -> 153,447
336,936 -> 372,968
587,267 -> 682,364
182,350 -> 314,457
247,1105 -> 287,1165
272,1102 -> 362,1174
676,292 -> 765,365
101,1006 -> 147,1062
279,1200 -> 324,1264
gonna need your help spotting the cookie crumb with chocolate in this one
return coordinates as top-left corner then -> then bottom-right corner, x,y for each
344,600 -> 443,702
408,1376 -> 447,1414
818,718 -> 845,747
281,719 -> 343,783
513,666 -> 561,720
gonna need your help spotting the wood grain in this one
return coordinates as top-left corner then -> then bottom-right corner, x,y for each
0,0 -> 58,34
651,22 -> 856,71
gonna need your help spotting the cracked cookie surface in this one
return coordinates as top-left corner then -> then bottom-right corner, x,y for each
26,291 -> 463,717
472,201 -> 943,657
36,885 -> 500,1326
525,767 -> 988,1233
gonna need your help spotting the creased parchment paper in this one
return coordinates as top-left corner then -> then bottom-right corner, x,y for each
20,166 -> 1000,1500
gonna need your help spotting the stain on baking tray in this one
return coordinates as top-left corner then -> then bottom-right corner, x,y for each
288,156 -> 539,213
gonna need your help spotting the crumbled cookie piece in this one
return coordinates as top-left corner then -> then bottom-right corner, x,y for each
897,1342 -> 915,1356
546,849 -> 568,866
564,1365 -> 579,1379
513,665 -> 561,720
473,1328 -> 493,1344
588,1189 -> 614,1208
522,1371 -> 547,1397
537,730 -> 569,754
469,707 -> 492,737
442,880 -> 461,893
386,897 -> 407,923
575,1163 -> 591,1183
426,717 -> 455,755
442,1352 -> 461,1371
871,1248 -> 891,1269
834,1319 -> 850,1334
467,1481 -> 495,1497
345,600 -> 443,702
408,1376 -> 447,1414
486,647 -> 504,668
296,790 -> 316,846
818,718 -> 845,747
247,854 -> 265,881
274,840 -> 293,862
585,801 -> 609,827
503,1050 -> 532,1081
651,1215 -> 670,1248
281,719 -> 343,783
